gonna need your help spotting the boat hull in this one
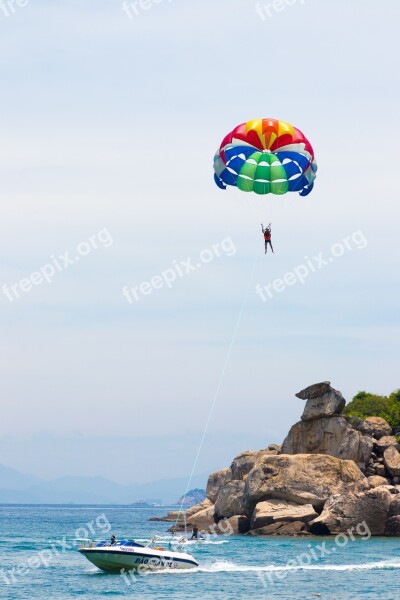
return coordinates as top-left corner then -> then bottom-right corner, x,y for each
79,547 -> 198,573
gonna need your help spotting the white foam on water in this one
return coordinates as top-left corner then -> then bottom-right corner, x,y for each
149,559 -> 400,576
86,567 -> 103,574
199,560 -> 400,573
184,540 -> 229,546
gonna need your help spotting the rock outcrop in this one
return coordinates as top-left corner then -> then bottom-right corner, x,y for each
375,436 -> 400,453
230,451 -> 261,481
365,416 -> 392,439
230,448 -> 279,481
282,416 -> 372,467
309,486 -> 392,535
343,415 -> 374,436
295,381 -> 332,400
368,475 -> 388,488
242,453 -> 365,513
165,500 -> 216,533
206,468 -> 232,502
149,510 -> 185,523
186,505 -> 215,530
250,499 -> 318,530
301,388 -> 346,421
384,446 -> 400,477
185,498 -> 213,518
248,520 -> 308,536
385,496 -> 400,536
223,515 -> 250,534
152,381 -> 400,537
267,443 -> 282,453
214,480 -> 246,519
149,498 -> 212,523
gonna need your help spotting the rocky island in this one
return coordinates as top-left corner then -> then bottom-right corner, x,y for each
157,382 -> 400,537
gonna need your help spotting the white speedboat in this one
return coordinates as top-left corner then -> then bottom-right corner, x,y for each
79,538 -> 198,573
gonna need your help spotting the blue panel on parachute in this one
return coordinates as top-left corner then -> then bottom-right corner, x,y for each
281,160 -> 302,180
223,145 -> 257,163
219,168 -> 238,186
214,173 -> 227,189
288,175 -> 307,192
276,151 -> 310,170
300,182 -> 314,196
226,156 -> 246,175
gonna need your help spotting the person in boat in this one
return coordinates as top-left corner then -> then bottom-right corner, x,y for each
261,223 -> 274,254
110,535 -> 117,545
190,525 -> 203,540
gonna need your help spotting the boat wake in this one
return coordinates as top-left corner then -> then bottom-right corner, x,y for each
183,539 -> 229,546
148,559 -> 400,575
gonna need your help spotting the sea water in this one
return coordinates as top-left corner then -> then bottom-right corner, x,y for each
1,505 -> 400,599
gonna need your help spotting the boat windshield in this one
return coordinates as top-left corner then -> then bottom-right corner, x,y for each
95,540 -> 145,548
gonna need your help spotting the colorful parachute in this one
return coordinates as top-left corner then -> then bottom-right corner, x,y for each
214,118 -> 317,196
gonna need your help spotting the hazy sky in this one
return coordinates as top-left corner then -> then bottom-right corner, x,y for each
0,0 -> 399,485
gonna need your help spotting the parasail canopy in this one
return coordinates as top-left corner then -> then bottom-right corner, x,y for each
214,118 -> 317,197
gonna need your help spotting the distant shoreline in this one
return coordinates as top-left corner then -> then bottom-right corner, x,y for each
0,503 -> 180,508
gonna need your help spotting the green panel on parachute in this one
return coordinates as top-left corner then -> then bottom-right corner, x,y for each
237,151 -> 289,195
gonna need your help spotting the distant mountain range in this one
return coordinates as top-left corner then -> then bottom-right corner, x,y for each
0,464 -> 207,505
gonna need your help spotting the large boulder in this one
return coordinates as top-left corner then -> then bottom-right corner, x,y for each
296,381 -> 332,400
206,468 -> 232,502
268,443 -> 282,452
231,451 -> 260,481
309,486 -> 392,535
281,416 -> 373,467
187,506 -> 215,531
214,480 -> 246,520
167,507 -> 215,533
220,515 -> 250,534
374,464 -> 387,477
365,417 -> 392,439
248,521 -> 307,536
250,499 -> 317,530
185,498 -> 213,518
375,436 -> 400,453
384,446 -> 400,477
164,500 -> 213,531
231,449 -> 279,481
242,454 -> 365,514
368,475 -> 389,488
301,389 -> 346,422
385,496 -> 400,536
344,415 -> 374,436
